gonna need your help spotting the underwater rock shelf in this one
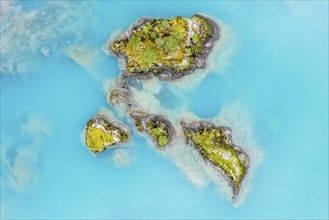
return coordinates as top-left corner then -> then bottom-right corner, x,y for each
83,14 -> 250,200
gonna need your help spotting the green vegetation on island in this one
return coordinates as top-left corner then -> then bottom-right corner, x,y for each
81,14 -> 251,200
109,14 -> 219,80
145,116 -> 174,148
182,121 -> 249,196
85,116 -> 130,154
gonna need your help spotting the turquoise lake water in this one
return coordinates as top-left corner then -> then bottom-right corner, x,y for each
1,1 -> 328,219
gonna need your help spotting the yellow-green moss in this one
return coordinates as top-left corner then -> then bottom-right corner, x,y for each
110,15 -> 213,75
146,119 -> 169,148
85,118 -> 129,154
187,128 -> 247,193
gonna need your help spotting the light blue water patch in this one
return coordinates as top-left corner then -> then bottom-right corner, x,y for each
155,85 -> 182,110
1,1 -> 328,219
186,72 -> 232,119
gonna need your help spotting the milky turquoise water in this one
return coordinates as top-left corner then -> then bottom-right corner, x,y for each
1,1 -> 328,219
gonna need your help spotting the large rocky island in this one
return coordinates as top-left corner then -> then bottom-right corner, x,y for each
109,14 -> 219,80
83,14 -> 250,201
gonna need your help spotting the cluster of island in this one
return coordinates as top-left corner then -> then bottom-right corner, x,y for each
82,14 -> 250,200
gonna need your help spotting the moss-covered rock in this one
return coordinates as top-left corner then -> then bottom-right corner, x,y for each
133,117 -> 144,133
109,14 -> 219,80
181,121 -> 249,196
145,116 -> 175,149
84,115 -> 130,154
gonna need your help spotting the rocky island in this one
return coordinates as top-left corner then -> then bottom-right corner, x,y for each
109,14 -> 219,80
84,113 -> 130,154
126,110 -> 175,149
83,14 -> 251,201
181,121 -> 249,197
145,116 -> 174,148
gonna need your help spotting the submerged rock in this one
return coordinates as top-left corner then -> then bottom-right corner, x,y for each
108,88 -> 131,105
181,121 -> 249,197
107,74 -> 140,111
84,114 -> 130,154
109,14 -> 219,80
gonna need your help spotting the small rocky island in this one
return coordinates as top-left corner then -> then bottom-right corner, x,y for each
145,116 -> 173,148
83,14 -> 251,200
84,113 -> 130,154
126,110 -> 175,149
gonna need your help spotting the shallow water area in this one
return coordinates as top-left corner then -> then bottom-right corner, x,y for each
1,1 -> 328,219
